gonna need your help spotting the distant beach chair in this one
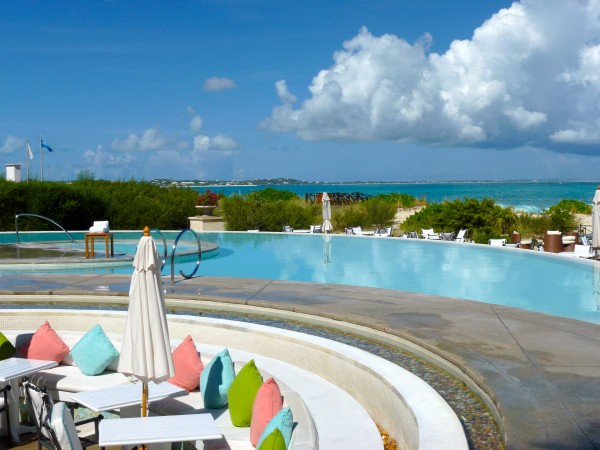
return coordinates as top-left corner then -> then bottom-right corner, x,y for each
282,225 -> 293,233
373,227 -> 392,237
421,228 -> 440,240
559,244 -> 595,259
408,231 -> 419,239
455,229 -> 468,242
310,225 -> 323,233
440,232 -> 455,241
351,226 -> 374,236
489,238 -> 506,246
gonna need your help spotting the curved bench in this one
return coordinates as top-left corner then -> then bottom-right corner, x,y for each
0,308 -> 468,450
5,333 -> 319,450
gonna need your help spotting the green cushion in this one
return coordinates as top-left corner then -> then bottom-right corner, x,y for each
200,348 -> 235,408
256,407 -> 293,449
0,332 -> 15,360
257,428 -> 287,450
69,324 -> 119,376
227,359 -> 263,427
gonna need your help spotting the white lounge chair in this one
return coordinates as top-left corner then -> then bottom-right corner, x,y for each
373,227 -> 392,237
559,244 -> 595,259
455,229 -> 468,242
421,228 -> 440,240
440,232 -> 455,241
351,226 -> 374,236
310,225 -> 323,233
489,238 -> 506,246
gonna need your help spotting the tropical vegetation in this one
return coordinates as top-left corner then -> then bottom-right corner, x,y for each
0,179 -> 197,231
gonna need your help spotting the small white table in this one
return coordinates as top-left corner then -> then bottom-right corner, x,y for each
0,357 -> 58,444
99,414 -> 222,446
70,381 -> 187,416
0,357 -> 58,382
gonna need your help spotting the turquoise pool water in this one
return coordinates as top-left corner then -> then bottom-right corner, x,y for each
2,231 -> 599,324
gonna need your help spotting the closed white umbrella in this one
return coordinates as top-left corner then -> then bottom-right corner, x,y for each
592,186 -> 600,259
118,226 -> 175,419
322,192 -> 332,233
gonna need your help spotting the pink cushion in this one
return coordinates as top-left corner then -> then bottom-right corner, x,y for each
167,335 -> 204,391
21,321 -> 69,363
250,377 -> 283,447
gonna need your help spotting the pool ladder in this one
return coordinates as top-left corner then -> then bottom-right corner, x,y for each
150,228 -> 202,285
15,213 -> 76,244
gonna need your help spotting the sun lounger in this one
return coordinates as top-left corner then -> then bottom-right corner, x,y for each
421,228 -> 440,240
373,227 -> 392,237
488,239 -> 506,246
558,244 -> 595,259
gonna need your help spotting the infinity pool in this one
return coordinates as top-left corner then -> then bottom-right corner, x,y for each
2,231 -> 599,324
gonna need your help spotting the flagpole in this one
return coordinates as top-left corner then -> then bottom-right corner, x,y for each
25,139 -> 29,180
40,135 -> 43,182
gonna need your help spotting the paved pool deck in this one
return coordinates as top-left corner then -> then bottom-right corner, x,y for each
1,272 -> 599,449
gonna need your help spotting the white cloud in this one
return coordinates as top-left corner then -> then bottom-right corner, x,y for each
203,77 -> 237,92
193,133 -> 239,152
111,128 -> 168,152
190,115 -> 203,133
0,135 -> 24,154
262,0 -> 600,154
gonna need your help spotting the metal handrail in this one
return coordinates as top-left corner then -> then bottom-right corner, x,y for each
15,213 -> 76,244
149,228 -> 168,271
170,228 -> 202,285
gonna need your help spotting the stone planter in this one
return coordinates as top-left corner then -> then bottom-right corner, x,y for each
195,205 -> 216,216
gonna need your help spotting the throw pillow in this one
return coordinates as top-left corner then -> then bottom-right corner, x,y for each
168,335 -> 204,391
257,428 -> 286,450
200,348 -> 235,409
250,377 -> 283,446
256,407 -> 293,449
227,359 -> 263,427
0,331 -> 15,360
21,321 -> 69,363
69,324 -> 119,376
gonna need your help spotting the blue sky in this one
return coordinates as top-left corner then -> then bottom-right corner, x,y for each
3,0 -> 600,182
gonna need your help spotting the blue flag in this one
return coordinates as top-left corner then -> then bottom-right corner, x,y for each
41,139 -> 53,152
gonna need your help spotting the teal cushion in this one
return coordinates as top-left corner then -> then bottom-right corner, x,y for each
257,427 -> 287,450
0,331 -> 15,360
256,407 -> 293,449
227,359 -> 263,426
69,324 -> 119,376
200,348 -> 235,408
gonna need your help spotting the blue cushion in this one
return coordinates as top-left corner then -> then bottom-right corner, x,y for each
256,407 -> 293,449
69,324 -> 119,376
200,348 -> 235,408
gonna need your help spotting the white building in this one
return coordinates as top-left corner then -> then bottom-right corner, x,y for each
5,164 -> 21,182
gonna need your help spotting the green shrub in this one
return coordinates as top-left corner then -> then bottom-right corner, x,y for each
247,188 -> 299,203
0,179 -> 197,231
220,195 -> 319,231
401,197 -> 517,241
362,198 -> 397,228
333,205 -> 370,230
373,193 -> 417,208
547,199 -> 591,215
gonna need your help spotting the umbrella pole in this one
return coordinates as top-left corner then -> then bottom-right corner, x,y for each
142,381 -> 148,450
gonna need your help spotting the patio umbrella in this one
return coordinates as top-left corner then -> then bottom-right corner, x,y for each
118,226 -> 175,418
592,186 -> 600,259
323,233 -> 332,265
322,192 -> 332,233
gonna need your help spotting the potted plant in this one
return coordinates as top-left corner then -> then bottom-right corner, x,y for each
195,189 -> 220,216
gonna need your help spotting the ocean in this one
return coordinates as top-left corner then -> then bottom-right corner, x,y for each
195,181 -> 599,210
